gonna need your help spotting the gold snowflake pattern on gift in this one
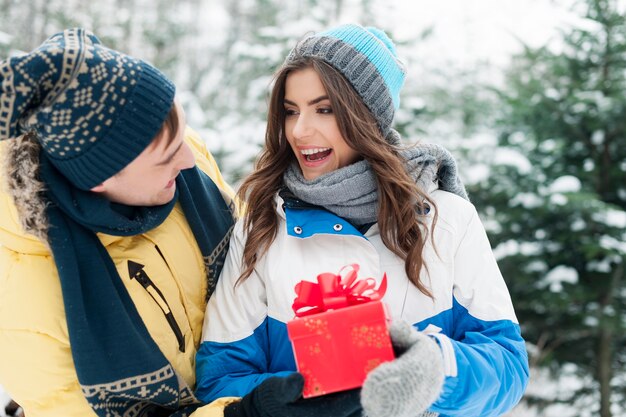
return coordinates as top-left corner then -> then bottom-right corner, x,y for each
300,366 -> 325,396
303,318 -> 331,339
364,358 -> 383,374
351,324 -> 391,349
308,342 -> 322,356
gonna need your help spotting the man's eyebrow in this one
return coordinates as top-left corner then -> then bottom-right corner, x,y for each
284,95 -> 329,106
156,141 -> 183,166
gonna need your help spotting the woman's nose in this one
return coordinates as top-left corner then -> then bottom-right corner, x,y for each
291,113 -> 313,139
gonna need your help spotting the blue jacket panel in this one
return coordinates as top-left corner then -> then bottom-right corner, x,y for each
196,317 -> 294,400
419,299 -> 528,416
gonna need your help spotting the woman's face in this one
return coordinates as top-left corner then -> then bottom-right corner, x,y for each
283,67 -> 360,181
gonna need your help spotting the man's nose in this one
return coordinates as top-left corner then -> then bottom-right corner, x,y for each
177,142 -> 195,170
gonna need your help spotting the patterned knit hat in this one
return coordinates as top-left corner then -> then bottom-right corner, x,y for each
0,28 -> 175,190
285,24 -> 406,136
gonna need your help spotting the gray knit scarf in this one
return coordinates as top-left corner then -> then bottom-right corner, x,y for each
283,132 -> 468,226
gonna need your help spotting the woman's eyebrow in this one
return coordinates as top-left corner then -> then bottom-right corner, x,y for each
284,95 -> 329,106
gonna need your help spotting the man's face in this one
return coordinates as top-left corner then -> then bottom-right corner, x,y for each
91,101 -> 195,206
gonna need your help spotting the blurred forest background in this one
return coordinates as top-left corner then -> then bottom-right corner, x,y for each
1,0 -> 625,416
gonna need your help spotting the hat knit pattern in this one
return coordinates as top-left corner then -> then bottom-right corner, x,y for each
0,28 -> 175,189
285,24 -> 405,136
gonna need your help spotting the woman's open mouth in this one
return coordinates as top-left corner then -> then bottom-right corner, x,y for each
300,147 -> 332,164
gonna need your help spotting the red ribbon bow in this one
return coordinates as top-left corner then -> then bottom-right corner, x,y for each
292,264 -> 388,317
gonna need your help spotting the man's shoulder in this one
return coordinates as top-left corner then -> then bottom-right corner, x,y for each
183,127 -> 236,203
184,127 -> 213,164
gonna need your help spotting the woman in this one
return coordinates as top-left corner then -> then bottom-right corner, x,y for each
196,24 -> 529,417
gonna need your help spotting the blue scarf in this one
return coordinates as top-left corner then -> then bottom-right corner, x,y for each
40,154 -> 234,417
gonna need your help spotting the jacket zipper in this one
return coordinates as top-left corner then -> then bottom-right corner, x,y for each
129,251 -> 186,353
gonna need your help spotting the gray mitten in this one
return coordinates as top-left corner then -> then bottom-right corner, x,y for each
361,320 -> 444,417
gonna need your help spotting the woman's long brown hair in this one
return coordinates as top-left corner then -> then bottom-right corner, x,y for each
237,57 -> 437,297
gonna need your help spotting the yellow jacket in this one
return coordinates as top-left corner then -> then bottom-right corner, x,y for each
0,129 -> 237,416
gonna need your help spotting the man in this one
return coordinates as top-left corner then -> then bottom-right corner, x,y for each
0,28 -> 238,416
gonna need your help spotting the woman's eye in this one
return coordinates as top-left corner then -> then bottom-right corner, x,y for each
317,107 -> 333,114
285,108 -> 298,116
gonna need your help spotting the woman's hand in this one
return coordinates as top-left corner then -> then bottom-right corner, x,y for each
223,373 -> 362,417
361,320 -> 444,417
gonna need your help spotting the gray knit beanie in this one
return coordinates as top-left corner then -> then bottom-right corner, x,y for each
285,24 -> 406,137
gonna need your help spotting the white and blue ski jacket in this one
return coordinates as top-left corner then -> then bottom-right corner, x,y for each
196,188 -> 529,416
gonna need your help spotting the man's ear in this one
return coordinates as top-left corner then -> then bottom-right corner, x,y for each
91,183 -> 106,193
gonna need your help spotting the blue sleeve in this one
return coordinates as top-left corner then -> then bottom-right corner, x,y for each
195,317 -> 294,402
428,205 -> 529,416
428,300 -> 529,416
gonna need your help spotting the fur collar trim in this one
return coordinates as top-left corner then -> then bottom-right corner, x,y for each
3,132 -> 49,244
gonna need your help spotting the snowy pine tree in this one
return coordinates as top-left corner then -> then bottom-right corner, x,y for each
470,1 -> 626,416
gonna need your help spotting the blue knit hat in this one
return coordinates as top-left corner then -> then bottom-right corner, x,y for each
285,24 -> 406,136
0,28 -> 175,190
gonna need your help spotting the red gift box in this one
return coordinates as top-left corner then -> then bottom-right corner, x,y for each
286,264 -> 395,398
